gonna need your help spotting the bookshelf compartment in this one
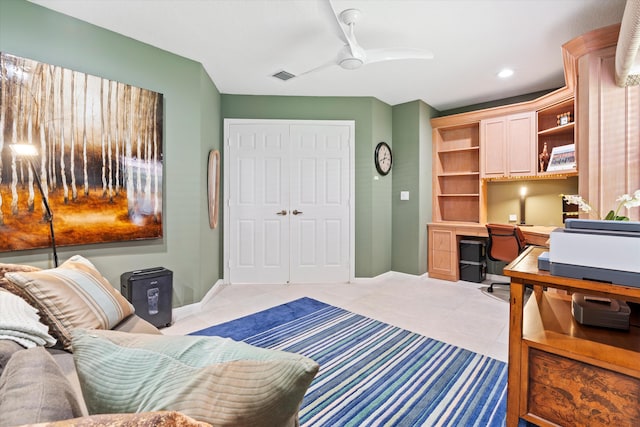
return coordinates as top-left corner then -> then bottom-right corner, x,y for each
437,149 -> 480,175
437,195 -> 480,223
437,126 -> 479,151
537,98 -> 576,174
433,122 -> 481,224
438,174 -> 479,195
522,291 -> 640,371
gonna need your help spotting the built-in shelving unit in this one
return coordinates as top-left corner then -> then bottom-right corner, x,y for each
433,124 -> 480,223
537,98 -> 577,176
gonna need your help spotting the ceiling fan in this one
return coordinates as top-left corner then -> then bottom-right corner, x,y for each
281,1 -> 434,79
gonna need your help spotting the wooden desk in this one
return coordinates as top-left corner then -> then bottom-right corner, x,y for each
503,246 -> 640,427
426,222 -> 557,281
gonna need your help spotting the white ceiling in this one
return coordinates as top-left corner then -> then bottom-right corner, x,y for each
29,0 -> 627,111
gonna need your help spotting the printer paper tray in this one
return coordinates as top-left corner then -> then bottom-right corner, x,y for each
551,262 -> 640,288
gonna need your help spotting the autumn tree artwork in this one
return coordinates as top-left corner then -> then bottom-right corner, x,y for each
0,52 -> 163,253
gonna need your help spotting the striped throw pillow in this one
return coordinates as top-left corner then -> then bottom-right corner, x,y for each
71,329 -> 319,426
5,255 -> 134,350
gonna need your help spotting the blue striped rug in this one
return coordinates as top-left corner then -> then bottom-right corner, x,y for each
191,297 -> 508,427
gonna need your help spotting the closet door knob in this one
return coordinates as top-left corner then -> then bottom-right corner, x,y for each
292,210 -> 303,215
276,210 -> 287,216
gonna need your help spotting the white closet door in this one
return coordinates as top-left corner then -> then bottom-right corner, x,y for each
289,124 -> 350,282
227,123 -> 290,283
225,119 -> 353,284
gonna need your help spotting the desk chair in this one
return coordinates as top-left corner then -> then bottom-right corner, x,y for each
485,223 -> 527,293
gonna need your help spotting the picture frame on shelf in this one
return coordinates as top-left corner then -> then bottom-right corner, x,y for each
546,143 -> 576,172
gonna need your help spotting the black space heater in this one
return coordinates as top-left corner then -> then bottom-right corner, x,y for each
120,267 -> 173,328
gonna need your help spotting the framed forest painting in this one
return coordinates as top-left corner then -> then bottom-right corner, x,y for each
0,52 -> 164,253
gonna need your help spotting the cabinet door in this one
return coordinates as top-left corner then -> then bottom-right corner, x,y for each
480,117 -> 507,178
507,112 -> 536,176
427,226 -> 457,281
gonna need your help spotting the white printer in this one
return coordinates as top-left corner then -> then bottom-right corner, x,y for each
549,219 -> 640,288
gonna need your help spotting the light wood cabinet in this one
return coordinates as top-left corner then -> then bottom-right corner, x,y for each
480,112 -> 536,179
504,247 -> 640,427
427,225 -> 457,281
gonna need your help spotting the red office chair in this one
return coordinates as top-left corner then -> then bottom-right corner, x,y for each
485,223 -> 527,293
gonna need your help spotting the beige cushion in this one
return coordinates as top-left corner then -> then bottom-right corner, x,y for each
25,411 -> 212,427
0,262 -> 41,278
4,256 -> 134,350
112,312 -> 161,335
71,329 -> 319,427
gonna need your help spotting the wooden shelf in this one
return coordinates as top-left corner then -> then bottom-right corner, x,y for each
438,193 -> 479,197
437,172 -> 480,177
438,146 -> 480,154
523,292 -> 640,374
537,122 -> 574,136
536,169 -> 578,178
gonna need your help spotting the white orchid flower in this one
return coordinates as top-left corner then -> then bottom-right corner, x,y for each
622,190 -> 640,208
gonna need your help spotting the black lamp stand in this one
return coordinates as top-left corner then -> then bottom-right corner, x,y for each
27,160 -> 58,267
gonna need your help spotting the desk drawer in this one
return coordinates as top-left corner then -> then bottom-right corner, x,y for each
527,348 -> 640,426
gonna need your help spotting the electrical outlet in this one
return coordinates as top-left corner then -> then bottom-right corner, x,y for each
509,214 -> 517,222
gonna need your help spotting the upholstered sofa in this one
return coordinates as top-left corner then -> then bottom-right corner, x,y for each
0,257 -> 319,427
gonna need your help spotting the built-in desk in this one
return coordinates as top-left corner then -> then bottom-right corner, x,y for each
427,222 -> 557,281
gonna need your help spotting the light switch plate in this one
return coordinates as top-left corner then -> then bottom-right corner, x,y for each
509,214 -> 517,222
400,191 -> 410,201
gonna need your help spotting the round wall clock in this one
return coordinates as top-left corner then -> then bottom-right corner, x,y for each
374,141 -> 392,176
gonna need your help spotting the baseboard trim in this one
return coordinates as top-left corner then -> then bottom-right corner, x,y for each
172,279 -> 224,322
351,270 -> 425,283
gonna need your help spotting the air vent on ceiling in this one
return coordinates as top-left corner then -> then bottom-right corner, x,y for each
273,70 -> 295,81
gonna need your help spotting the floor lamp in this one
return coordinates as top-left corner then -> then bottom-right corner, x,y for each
11,144 -> 59,267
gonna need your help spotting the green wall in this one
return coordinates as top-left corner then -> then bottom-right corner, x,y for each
0,0 -> 222,306
221,95 -> 395,277
2,0 -> 437,299
391,100 -> 437,275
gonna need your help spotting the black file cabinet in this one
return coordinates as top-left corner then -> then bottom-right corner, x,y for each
459,239 -> 486,283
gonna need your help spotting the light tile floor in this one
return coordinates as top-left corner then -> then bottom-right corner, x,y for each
163,273 -> 511,362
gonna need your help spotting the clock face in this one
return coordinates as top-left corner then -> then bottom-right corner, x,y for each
375,142 -> 392,176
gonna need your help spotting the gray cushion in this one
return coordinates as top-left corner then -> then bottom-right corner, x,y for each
0,339 -> 23,377
112,313 -> 161,335
0,347 -> 83,426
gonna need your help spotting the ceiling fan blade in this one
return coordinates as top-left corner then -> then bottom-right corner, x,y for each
365,48 -> 434,65
326,1 -> 358,57
294,59 -> 337,78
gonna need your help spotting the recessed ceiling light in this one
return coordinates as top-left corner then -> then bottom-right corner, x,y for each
498,68 -> 514,78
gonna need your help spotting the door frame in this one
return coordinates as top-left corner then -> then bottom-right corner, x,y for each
222,118 -> 355,284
